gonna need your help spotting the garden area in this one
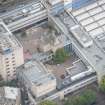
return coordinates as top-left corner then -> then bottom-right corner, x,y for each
64,89 -> 96,105
52,48 -> 70,64
39,89 -> 96,105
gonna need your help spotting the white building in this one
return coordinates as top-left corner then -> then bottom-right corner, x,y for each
0,21 -> 24,81
48,0 -> 62,5
0,86 -> 21,105
17,60 -> 56,98
64,0 -> 73,11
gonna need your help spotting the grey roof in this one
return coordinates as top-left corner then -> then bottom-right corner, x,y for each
66,60 -> 88,76
19,61 -> 56,86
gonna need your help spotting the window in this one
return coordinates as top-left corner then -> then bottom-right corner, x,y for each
13,63 -> 16,66
5,58 -> 9,60
6,68 -> 10,70
6,61 -> 9,64
12,60 -> 15,63
7,74 -> 10,76
12,57 -> 15,59
12,53 -> 15,56
7,70 -> 10,73
6,65 -> 9,67
13,67 -> 16,69
13,73 -> 16,76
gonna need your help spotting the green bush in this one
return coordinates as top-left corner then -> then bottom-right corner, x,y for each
100,76 -> 105,93
64,89 -> 96,105
53,48 -> 70,64
0,79 -> 17,87
40,100 -> 57,105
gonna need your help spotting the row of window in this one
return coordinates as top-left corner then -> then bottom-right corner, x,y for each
5,55 -> 16,79
7,70 -> 16,78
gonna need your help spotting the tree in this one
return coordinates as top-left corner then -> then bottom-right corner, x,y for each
0,79 -> 17,87
53,48 -> 70,64
64,89 -> 96,105
82,89 -> 96,105
39,100 -> 57,105
100,76 -> 105,93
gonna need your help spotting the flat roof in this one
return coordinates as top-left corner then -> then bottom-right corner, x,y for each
4,87 -> 19,100
70,25 -> 93,48
66,60 -> 88,76
19,61 -> 56,86
0,87 -> 19,100
71,0 -> 105,38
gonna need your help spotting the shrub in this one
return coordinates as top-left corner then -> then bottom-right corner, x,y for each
53,48 -> 70,64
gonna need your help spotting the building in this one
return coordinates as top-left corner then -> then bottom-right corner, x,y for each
17,60 -> 56,98
48,0 -> 62,5
70,25 -> 93,48
0,86 -> 21,105
64,0 -> 95,11
48,0 -> 105,82
0,21 -> 24,81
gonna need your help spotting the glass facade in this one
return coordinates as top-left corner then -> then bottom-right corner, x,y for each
72,0 -> 95,9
